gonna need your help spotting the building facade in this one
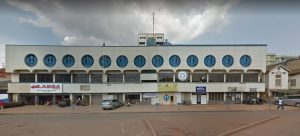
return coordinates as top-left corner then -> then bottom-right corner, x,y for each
265,65 -> 289,97
6,44 -> 266,105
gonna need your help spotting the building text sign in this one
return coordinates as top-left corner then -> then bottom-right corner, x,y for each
30,83 -> 62,93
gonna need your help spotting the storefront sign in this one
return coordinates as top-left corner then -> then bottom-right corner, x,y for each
250,88 -> 257,92
0,94 -> 9,103
228,87 -> 237,92
80,85 -> 90,91
158,83 -> 178,92
196,86 -> 206,93
30,83 -> 62,93
143,93 -> 158,98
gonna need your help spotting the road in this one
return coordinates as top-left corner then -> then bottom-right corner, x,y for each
0,111 -> 299,136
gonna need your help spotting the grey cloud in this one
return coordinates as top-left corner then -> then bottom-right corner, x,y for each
6,0 -> 239,45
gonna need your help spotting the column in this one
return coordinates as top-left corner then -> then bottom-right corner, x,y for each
223,93 -> 227,101
123,93 -> 126,102
71,74 -> 73,83
241,92 -> 244,102
53,74 -> 55,82
35,95 -> 39,105
257,93 -> 260,98
103,73 -> 107,83
258,73 -> 261,82
224,73 -> 226,82
13,94 -> 19,102
206,73 -> 209,83
140,93 -> 142,102
35,73 -> 37,82
69,94 -> 73,104
241,73 -> 243,83
190,73 -> 192,82
89,74 -> 92,83
89,94 -> 92,106
123,73 -> 125,83
173,73 -> 176,82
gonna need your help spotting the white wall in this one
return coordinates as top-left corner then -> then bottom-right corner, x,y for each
289,74 -> 300,90
267,66 -> 289,90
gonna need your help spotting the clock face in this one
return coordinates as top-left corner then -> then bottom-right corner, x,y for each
62,54 -> 75,68
222,55 -> 234,67
81,55 -> 94,68
169,55 -> 181,67
25,54 -> 38,67
43,54 -> 56,67
99,55 -> 111,68
204,55 -> 216,67
187,55 -> 198,67
134,55 -> 146,68
116,55 -> 128,68
152,55 -> 164,67
240,55 -> 252,67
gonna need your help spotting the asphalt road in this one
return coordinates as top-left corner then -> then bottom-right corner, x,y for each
0,111 -> 299,136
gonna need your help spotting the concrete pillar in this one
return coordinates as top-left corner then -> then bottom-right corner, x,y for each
35,73 -> 37,82
70,94 -> 73,104
224,73 -> 226,82
190,73 -> 192,82
258,73 -> 261,82
257,93 -> 260,98
89,74 -> 92,83
13,94 -> 19,102
35,95 -> 39,105
122,73 -> 125,83
223,93 -> 227,101
241,92 -> 244,102
207,73 -> 209,83
140,93 -> 142,102
123,93 -> 126,102
173,73 -> 176,82
71,74 -> 73,83
89,94 -> 92,106
53,74 -> 55,82
103,73 -> 107,83
241,73 -> 244,83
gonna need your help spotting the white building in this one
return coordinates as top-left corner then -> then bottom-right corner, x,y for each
138,33 -> 164,46
5,44 -> 266,105
265,65 -> 289,97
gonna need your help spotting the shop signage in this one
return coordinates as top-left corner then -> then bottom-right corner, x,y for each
228,87 -> 237,92
250,88 -> 257,92
143,93 -> 158,98
196,86 -> 206,93
80,85 -> 90,91
30,83 -> 62,93
158,83 -> 178,92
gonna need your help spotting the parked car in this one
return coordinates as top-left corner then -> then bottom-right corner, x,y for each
243,97 -> 263,105
281,95 -> 300,107
100,99 -> 123,110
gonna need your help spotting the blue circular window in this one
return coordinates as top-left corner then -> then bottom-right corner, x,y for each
187,55 -> 198,67
204,55 -> 216,67
62,54 -> 75,68
24,54 -> 38,67
222,55 -> 234,67
240,55 -> 252,67
152,55 -> 164,67
43,54 -> 56,67
116,55 -> 128,68
99,55 -> 111,68
134,55 -> 146,68
81,55 -> 94,68
169,55 -> 181,67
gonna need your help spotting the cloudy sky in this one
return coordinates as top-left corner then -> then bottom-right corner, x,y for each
1,0 -> 300,68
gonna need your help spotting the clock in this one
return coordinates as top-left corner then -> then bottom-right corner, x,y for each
99,55 -> 111,68
116,55 -> 128,68
240,55 -> 252,67
62,54 -> 75,68
25,54 -> 38,67
43,54 -> 56,67
187,55 -> 198,67
204,55 -> 216,67
81,55 -> 94,68
134,55 -> 146,68
169,55 -> 181,67
222,55 -> 234,67
152,55 -> 164,67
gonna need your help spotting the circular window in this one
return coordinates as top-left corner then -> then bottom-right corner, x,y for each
187,55 -> 198,67
24,54 -> 38,67
169,55 -> 181,67
43,54 -> 56,67
134,55 -> 146,68
62,54 -> 75,68
99,55 -> 111,68
240,55 -> 252,67
222,55 -> 234,67
152,55 -> 164,67
204,55 -> 216,67
81,55 -> 94,68
116,55 -> 128,68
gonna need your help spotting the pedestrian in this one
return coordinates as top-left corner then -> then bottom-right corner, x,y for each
0,100 -> 4,111
277,98 -> 284,110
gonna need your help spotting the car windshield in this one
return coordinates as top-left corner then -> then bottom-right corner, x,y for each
102,100 -> 111,104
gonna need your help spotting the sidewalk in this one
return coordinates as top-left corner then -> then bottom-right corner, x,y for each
0,104 -> 299,114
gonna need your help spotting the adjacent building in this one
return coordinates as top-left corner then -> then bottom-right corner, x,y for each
6,43 -> 267,105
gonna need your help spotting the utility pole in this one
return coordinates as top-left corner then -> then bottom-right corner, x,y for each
152,12 -> 155,38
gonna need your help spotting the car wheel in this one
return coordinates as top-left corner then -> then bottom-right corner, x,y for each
296,103 -> 300,107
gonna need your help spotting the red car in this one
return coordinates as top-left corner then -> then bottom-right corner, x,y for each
0,101 -> 5,107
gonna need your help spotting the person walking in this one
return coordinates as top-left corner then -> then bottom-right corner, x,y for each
0,100 -> 4,111
277,98 -> 284,110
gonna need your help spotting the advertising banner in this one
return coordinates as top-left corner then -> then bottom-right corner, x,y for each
30,83 -> 63,93
158,83 -> 178,92
196,86 -> 206,93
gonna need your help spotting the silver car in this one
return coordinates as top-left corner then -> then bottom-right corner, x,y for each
100,99 -> 123,110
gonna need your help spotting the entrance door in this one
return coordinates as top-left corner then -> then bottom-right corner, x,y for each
197,93 -> 201,104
